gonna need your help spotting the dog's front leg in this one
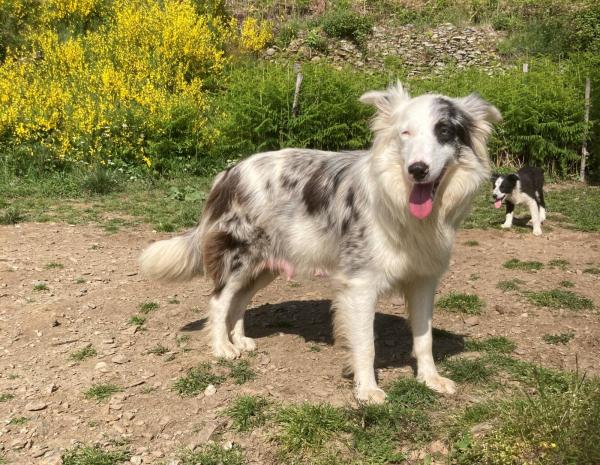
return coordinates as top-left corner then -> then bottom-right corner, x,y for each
334,279 -> 385,404
406,277 -> 456,394
501,201 -> 514,229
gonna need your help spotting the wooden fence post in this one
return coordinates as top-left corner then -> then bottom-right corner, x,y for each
292,62 -> 303,118
580,77 -> 591,183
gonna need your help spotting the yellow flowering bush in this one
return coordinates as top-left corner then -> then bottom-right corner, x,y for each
0,0 -> 237,167
240,17 -> 273,52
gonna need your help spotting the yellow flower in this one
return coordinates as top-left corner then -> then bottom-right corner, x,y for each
143,156 -> 152,168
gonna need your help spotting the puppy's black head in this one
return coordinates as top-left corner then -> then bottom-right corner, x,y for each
500,174 -> 518,194
492,173 -> 518,204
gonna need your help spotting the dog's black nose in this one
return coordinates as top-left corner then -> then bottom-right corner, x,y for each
408,162 -> 429,181
492,193 -> 498,200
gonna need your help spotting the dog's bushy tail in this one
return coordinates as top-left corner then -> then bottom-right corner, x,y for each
139,226 -> 204,281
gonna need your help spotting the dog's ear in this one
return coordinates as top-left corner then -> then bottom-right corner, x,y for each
457,93 -> 502,125
359,81 -> 410,114
506,174 -> 519,184
491,173 -> 500,184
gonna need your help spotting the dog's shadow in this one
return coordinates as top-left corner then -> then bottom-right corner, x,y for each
244,299 -> 465,370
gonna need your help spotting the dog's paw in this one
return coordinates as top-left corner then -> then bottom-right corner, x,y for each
355,387 -> 387,404
419,374 -> 457,395
501,223 -> 512,229
233,336 -> 257,352
213,342 -> 241,360
533,229 -> 542,236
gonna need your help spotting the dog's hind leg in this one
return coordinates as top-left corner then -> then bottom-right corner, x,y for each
501,201 -> 514,229
228,270 -> 275,352
406,277 -> 456,394
333,278 -> 384,404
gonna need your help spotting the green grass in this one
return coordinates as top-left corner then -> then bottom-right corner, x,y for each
465,336 -> 516,354
218,359 -> 256,385
277,403 -> 348,452
179,444 -> 244,465
463,240 -> 479,246
128,315 -> 146,326
8,416 -> 29,425
33,282 -> 49,291
83,383 -> 123,402
452,372 -> 600,465
138,301 -> 159,314
146,344 -> 169,356
62,445 -> 130,465
309,344 -> 321,352
173,362 -> 226,396
503,258 -> 544,271
524,289 -> 594,310
496,278 -> 525,292
584,267 -> 600,275
70,344 -> 97,362
437,292 -> 485,315
0,393 -> 15,402
559,280 -> 574,288
444,357 -> 496,383
226,395 -> 269,432
45,261 -> 64,269
548,258 -> 569,270
543,331 -> 575,345
0,206 -> 25,224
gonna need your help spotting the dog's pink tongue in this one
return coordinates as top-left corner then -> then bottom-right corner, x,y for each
409,183 -> 434,219
494,199 -> 502,209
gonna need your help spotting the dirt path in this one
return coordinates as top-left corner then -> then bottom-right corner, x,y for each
1,222 -> 599,464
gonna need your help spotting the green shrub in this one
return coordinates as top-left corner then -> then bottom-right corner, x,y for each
209,62 -> 384,160
320,9 -> 373,45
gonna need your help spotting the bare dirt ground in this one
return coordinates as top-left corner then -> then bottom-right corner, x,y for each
1,221 -> 599,464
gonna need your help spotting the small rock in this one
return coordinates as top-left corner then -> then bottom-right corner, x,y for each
464,316 -> 479,326
168,460 -> 182,465
130,455 -> 143,465
95,361 -> 109,372
266,47 -> 276,56
204,384 -> 217,396
26,401 -> 48,411
111,354 -> 129,364
11,438 -> 28,449
46,383 -> 58,395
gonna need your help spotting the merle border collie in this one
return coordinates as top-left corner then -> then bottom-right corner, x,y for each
140,83 -> 501,403
492,167 -> 546,236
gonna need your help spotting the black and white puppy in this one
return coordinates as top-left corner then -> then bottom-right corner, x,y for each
492,166 -> 546,235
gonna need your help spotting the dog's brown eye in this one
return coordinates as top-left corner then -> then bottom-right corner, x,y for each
400,130 -> 411,137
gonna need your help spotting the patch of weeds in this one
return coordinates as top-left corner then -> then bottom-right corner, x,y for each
167,297 -> 180,304
0,393 -> 15,402
70,344 -> 97,362
465,336 -> 516,354
387,378 -> 437,409
8,416 -> 29,425
524,289 -> 594,310
179,443 -> 244,465
45,262 -> 64,269
141,386 -> 156,394
496,278 -> 524,292
218,359 -> 256,385
7,374 -> 19,379
309,344 -> 321,352
469,272 -> 480,280
226,395 -> 269,432
288,281 -> 301,288
464,240 -> 479,246
559,280 -> 574,288
176,334 -> 191,347
75,277 -> 86,284
83,383 -> 123,402
81,167 -> 120,195
173,362 -> 226,396
452,372 -> 600,465
0,206 -> 25,224
33,282 -> 49,291
277,403 -> 348,452
444,357 -> 496,383
548,258 -> 569,270
138,301 -> 159,314
437,292 -> 484,315
543,331 -> 575,345
146,344 -> 169,356
62,445 -> 130,465
503,258 -> 544,271
584,267 -> 600,275
128,315 -> 146,327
